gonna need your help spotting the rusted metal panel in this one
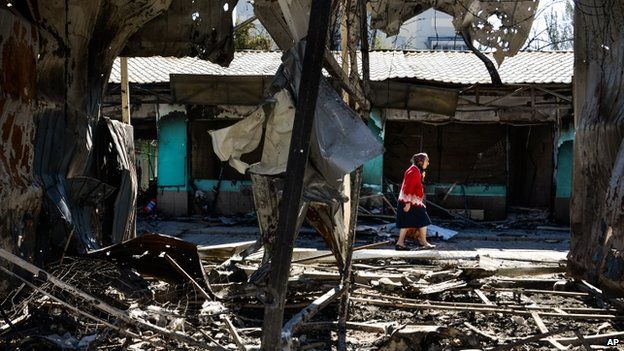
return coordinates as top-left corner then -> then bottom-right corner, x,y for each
0,8 -> 43,267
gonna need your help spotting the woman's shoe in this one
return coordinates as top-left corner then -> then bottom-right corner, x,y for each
395,244 -> 411,251
419,243 -> 436,250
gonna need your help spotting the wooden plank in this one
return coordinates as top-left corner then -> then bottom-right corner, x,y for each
323,50 -> 368,109
302,321 -> 394,333
417,280 -> 467,295
359,0 -> 370,97
491,328 -> 571,351
530,311 -> 568,350
260,0 -> 332,349
282,285 -> 345,338
222,315 -> 247,351
474,289 -> 494,305
488,287 -> 589,297
253,0 -> 294,49
357,292 -> 616,313
120,57 -> 130,124
293,240 -> 390,263
197,240 -> 256,259
463,322 -> 498,341
338,167 -> 363,351
573,330 -> 592,351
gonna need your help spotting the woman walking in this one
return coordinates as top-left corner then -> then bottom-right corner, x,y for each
395,153 -> 435,250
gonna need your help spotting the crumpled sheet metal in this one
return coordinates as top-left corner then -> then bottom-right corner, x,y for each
306,202 -> 348,270
33,116 -> 137,256
33,107 -> 103,255
89,233 -> 210,288
369,0 -> 538,65
97,118 -> 139,245
122,0 -> 237,66
223,43 -> 382,270
275,42 -> 384,190
208,49 -> 383,198
249,90 -> 295,175
208,107 -> 266,174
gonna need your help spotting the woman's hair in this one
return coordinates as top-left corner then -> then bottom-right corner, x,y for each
411,152 -> 429,167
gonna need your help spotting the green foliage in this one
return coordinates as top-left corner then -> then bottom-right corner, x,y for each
234,21 -> 273,51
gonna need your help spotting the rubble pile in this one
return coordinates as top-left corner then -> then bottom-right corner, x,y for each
1,233 -> 622,350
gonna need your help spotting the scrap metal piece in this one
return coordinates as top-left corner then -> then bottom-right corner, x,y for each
209,107 -> 266,174
88,233 -> 210,290
95,117 -> 138,245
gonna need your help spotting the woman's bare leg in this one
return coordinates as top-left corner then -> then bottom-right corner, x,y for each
417,226 -> 429,246
397,228 -> 409,246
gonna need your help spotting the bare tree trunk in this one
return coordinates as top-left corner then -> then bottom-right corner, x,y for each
569,0 -> 624,296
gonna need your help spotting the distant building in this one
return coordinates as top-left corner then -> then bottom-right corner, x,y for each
105,51 -> 574,223
378,9 -> 467,50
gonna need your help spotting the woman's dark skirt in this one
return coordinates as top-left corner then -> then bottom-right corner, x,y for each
396,202 -> 432,229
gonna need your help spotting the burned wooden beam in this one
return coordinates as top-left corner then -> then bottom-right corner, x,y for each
222,315 -> 247,351
260,0 -> 333,349
491,328 -> 571,351
530,311 -> 568,350
351,297 -> 624,320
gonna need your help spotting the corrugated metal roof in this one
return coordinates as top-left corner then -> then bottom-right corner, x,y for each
110,50 -> 573,85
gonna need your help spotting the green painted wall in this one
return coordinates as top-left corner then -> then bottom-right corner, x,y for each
363,109 -> 384,187
157,115 -> 188,190
556,140 -> 573,198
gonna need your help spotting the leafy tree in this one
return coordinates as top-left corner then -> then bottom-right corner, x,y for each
234,21 -> 273,50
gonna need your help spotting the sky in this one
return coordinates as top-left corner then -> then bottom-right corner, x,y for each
527,0 -> 574,50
